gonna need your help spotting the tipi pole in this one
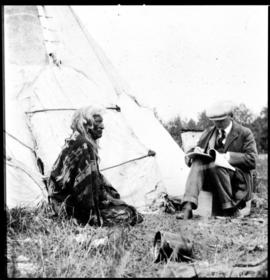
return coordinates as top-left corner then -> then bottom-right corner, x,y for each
100,150 -> 156,171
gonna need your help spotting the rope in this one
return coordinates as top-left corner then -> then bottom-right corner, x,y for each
100,150 -> 156,171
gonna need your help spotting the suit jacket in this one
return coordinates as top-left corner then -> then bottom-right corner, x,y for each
195,120 -> 258,196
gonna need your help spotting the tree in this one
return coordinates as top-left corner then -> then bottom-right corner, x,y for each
259,107 -> 268,152
233,103 -> 255,126
250,106 -> 268,153
197,110 -> 213,130
186,118 -> 197,130
164,115 -> 183,147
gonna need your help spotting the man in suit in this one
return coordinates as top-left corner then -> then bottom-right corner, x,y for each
177,100 -> 258,219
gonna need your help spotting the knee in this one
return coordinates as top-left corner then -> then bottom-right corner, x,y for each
192,158 -> 205,166
208,164 -> 227,175
189,158 -> 207,173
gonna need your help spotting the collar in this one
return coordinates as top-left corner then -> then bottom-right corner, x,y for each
219,120 -> 232,136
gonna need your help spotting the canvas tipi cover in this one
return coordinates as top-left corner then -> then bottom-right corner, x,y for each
4,5 -> 189,210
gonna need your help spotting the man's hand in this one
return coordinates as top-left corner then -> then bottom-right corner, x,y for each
184,155 -> 192,167
215,150 -> 231,162
184,146 -> 204,167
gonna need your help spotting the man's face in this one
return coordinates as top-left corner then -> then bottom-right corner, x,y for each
88,114 -> 104,140
213,116 -> 231,130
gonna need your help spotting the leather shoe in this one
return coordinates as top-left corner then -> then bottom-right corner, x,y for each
223,207 -> 243,219
176,203 -> 193,220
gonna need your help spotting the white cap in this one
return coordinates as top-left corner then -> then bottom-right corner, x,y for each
206,100 -> 235,121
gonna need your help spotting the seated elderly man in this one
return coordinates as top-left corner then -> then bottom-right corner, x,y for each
47,105 -> 143,226
177,100 -> 258,219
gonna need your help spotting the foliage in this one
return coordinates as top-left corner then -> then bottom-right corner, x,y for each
249,107 -> 268,153
163,115 -> 183,147
185,118 -> 197,130
233,103 -> 255,125
196,110 -> 214,130
232,105 -> 268,153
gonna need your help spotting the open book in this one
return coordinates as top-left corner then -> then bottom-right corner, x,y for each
186,148 -> 235,171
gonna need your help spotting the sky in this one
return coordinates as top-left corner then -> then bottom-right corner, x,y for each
73,5 -> 268,122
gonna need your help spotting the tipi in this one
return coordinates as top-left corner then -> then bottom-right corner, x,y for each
4,5 -> 190,211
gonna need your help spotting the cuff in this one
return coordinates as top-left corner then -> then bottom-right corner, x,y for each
182,196 -> 198,209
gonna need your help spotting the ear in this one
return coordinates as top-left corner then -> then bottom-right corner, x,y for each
83,118 -> 93,129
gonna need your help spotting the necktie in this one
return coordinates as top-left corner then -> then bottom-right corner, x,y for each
216,129 -> 226,149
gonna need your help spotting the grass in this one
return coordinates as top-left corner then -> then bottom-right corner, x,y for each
6,154 -> 268,277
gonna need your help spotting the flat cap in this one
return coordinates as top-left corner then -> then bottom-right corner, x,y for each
206,100 -> 235,121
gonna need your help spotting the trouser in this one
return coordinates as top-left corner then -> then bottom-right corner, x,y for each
182,159 -> 248,210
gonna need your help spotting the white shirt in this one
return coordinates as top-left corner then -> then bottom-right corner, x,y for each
217,120 -> 233,162
218,120 -> 232,145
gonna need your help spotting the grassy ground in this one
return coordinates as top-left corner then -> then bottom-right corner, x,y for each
6,155 -> 268,278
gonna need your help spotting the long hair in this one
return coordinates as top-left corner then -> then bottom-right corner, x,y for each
70,105 -> 105,153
